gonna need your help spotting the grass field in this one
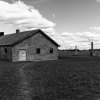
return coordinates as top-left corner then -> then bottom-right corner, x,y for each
0,56 -> 100,100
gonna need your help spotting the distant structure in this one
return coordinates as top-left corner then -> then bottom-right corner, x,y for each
90,42 -> 93,56
0,29 -> 60,62
75,46 -> 78,54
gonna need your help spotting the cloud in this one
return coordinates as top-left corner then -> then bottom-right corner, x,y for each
96,0 -> 100,2
0,0 -> 56,33
90,26 -> 100,31
53,14 -> 56,18
58,30 -> 100,50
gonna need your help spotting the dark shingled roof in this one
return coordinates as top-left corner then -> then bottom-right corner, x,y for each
0,29 -> 60,47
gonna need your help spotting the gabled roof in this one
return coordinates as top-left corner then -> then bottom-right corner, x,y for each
0,29 -> 60,47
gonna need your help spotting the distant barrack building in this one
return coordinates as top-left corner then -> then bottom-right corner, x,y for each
0,29 -> 60,62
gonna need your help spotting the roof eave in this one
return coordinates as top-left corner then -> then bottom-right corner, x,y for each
0,29 -> 60,47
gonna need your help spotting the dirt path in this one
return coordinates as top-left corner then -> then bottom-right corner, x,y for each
17,64 -> 32,100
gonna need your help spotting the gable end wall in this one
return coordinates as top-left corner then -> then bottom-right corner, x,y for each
12,32 -> 58,62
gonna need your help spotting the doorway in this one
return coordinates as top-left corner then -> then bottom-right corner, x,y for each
19,50 -> 26,61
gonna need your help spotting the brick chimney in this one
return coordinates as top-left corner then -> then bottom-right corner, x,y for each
0,32 -> 4,36
16,29 -> 20,33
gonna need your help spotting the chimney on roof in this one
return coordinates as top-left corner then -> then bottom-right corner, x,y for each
0,32 -> 4,36
16,29 -> 20,33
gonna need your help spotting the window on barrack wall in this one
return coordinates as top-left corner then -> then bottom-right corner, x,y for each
5,48 -> 7,53
36,48 -> 40,54
50,48 -> 53,53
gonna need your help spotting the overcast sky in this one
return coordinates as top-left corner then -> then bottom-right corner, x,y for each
0,0 -> 100,50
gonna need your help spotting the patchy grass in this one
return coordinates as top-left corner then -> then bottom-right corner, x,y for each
0,62 -> 30,100
23,57 -> 100,100
0,57 -> 100,100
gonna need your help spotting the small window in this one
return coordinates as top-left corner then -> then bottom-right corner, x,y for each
36,48 -> 40,54
50,48 -> 53,53
5,48 -> 7,53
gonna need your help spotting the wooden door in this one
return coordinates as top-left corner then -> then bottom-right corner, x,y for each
19,50 -> 26,61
